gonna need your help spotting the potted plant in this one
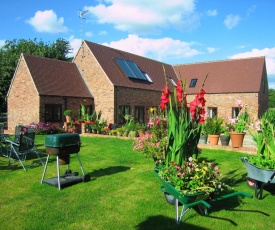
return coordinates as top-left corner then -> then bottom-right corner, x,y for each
229,100 -> 249,148
204,116 -> 223,145
220,122 -> 232,146
199,123 -> 208,144
64,110 -> 72,122
240,109 -> 275,199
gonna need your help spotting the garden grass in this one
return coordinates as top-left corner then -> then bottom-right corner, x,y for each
0,135 -> 274,229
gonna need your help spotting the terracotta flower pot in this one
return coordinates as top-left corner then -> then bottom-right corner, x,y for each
208,134 -> 220,145
230,132 -> 245,148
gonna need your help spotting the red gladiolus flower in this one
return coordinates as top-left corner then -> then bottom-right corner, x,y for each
160,85 -> 170,110
176,80 -> 183,102
189,99 -> 199,119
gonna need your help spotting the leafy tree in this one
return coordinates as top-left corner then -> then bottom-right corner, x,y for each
269,88 -> 275,108
0,38 -> 72,112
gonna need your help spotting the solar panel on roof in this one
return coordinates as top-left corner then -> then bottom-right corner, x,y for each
114,58 -> 147,81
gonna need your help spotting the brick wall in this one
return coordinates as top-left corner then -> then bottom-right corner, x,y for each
7,55 -> 39,130
115,87 -> 161,123
7,55 -> 93,130
189,92 -> 260,120
74,43 -> 115,123
39,96 -> 93,127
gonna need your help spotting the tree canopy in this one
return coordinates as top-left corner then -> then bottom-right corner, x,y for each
0,38 -> 72,112
268,88 -> 275,108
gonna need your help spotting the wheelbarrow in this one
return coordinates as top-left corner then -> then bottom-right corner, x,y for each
240,157 -> 275,199
153,170 -> 253,224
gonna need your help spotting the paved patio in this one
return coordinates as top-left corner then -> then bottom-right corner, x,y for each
198,133 -> 256,154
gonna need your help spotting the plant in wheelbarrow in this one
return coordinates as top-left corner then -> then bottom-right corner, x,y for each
151,69 -> 252,224
240,109 -> 275,199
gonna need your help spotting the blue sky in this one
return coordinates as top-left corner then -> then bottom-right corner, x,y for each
1,0 -> 275,88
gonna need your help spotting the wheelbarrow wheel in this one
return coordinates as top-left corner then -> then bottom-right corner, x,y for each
247,177 -> 256,189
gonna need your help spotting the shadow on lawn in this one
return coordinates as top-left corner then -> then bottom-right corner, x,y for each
135,215 -> 210,230
87,166 -> 131,180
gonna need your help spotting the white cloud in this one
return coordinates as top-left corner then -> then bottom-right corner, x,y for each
84,0 -> 200,34
99,30 -> 107,36
85,31 -> 93,37
26,10 -> 68,33
246,5 -> 256,18
207,47 -> 219,53
224,14 -> 241,30
67,36 -> 82,57
206,9 -> 217,17
102,34 -> 201,62
0,40 -> 5,48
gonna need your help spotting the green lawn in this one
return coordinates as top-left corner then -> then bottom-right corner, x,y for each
0,135 -> 274,230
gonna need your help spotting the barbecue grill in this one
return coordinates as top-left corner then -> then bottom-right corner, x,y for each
41,133 -> 89,190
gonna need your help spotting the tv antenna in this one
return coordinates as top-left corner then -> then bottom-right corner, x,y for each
79,10 -> 89,41
79,10 -> 88,58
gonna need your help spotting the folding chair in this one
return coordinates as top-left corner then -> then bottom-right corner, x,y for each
0,123 -> 6,155
6,130 -> 44,171
14,124 -> 24,143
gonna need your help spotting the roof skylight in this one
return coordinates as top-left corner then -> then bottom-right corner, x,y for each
169,77 -> 177,87
189,79 -> 197,88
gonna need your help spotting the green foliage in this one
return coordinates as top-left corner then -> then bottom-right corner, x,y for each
0,38 -> 72,112
63,109 -> 72,116
205,117 -> 224,135
248,109 -> 275,169
233,110 -> 249,133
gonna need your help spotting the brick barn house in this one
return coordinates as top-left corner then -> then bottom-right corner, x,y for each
6,40 -> 268,130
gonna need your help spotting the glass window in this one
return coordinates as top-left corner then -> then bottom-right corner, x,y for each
118,105 -> 130,124
208,107 -> 217,118
134,106 -> 145,124
45,104 -> 62,122
232,107 -> 240,118
189,79 -> 197,88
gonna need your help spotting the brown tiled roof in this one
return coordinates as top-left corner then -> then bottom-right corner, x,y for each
23,54 -> 92,98
84,40 -> 178,91
175,56 -> 266,94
